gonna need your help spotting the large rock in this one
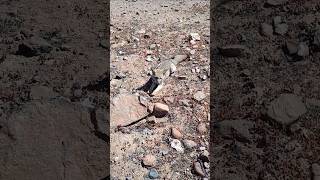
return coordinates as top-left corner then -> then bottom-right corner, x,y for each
267,94 -> 307,125
110,93 -> 149,127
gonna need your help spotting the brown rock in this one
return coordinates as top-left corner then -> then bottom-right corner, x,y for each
110,93 -> 149,128
197,123 -> 207,134
193,162 -> 206,177
142,154 -> 156,167
171,127 -> 183,139
153,103 -> 169,118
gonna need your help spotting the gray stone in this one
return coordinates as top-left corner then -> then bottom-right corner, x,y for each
297,42 -> 309,57
193,91 -> 206,102
260,23 -> 273,37
182,139 -> 197,149
148,169 -> 159,179
267,94 -> 307,125
274,23 -> 288,35
16,36 -> 53,57
286,41 -> 298,55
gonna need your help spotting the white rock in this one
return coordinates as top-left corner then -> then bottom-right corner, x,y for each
194,91 -> 206,102
170,139 -> 184,153
190,33 -> 201,41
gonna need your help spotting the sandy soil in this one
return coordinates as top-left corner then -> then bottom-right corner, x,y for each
110,0 -> 210,179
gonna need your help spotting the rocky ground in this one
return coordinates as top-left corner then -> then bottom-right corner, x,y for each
0,0 -> 108,179
110,0 -> 210,179
212,0 -> 320,179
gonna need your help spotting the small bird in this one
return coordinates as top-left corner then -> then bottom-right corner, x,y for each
137,54 -> 188,95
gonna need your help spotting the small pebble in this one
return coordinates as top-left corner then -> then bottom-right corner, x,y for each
170,139 -> 184,153
274,23 -> 288,35
149,44 -> 157,50
260,23 -> 273,37
193,162 -> 206,177
183,139 -> 197,149
142,154 -> 156,167
171,127 -> 183,139
197,123 -> 207,134
297,42 -> 309,57
194,91 -> 206,102
153,103 -> 169,118
190,33 -> 201,41
148,168 -> 159,179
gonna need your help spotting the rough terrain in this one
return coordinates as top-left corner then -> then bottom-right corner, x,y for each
0,0 -> 109,179
110,0 -> 210,179
212,0 -> 320,179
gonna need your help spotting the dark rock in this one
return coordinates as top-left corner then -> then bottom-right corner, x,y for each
267,94 -> 307,125
16,36 -> 53,57
218,45 -> 248,57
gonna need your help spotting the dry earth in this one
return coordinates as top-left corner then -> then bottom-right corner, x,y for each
0,0 -> 109,179
110,0 -> 210,179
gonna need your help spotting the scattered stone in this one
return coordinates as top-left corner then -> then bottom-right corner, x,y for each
297,42 -> 309,57
267,94 -> 307,125
312,163 -> 320,180
16,36 -> 53,57
218,45 -> 248,57
193,162 -> 206,177
197,123 -> 207,134
171,127 -> 183,139
190,49 -> 196,55
170,139 -> 184,153
274,23 -> 288,35
142,154 -> 156,167
260,23 -> 273,37
110,93 -> 149,128
193,91 -> 206,102
153,103 -> 169,118
190,33 -> 201,41
183,139 -> 197,149
148,168 -> 159,179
